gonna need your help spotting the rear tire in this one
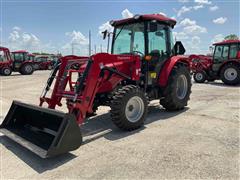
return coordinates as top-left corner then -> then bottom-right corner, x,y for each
193,71 -> 206,83
1,67 -> 12,76
110,85 -> 148,131
220,63 -> 240,85
20,64 -> 34,75
160,65 -> 191,111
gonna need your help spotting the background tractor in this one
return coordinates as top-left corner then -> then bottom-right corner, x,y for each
33,55 -> 53,70
0,14 -> 192,158
190,40 -> 240,85
0,47 -> 35,75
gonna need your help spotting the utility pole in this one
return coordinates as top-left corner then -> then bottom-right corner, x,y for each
89,30 -> 91,56
100,44 -> 103,52
94,44 -> 97,54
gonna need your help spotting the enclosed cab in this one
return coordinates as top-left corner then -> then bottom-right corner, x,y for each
191,40 -> 240,85
34,56 -> 53,70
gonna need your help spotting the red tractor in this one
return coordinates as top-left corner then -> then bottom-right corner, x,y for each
34,55 -> 53,70
0,47 -> 35,76
190,40 -> 240,85
0,14 -> 192,158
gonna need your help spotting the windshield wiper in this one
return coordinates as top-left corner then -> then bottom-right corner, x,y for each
114,24 -> 126,42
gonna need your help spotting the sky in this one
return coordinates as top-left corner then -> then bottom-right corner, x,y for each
0,0 -> 239,55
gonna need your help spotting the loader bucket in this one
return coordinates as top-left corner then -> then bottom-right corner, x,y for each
0,101 -> 82,158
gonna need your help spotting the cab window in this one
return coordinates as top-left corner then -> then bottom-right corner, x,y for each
214,46 -> 223,58
222,45 -> 229,59
148,23 -> 167,54
229,44 -> 238,58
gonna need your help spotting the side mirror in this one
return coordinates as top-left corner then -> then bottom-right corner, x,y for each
173,41 -> 185,55
102,30 -> 108,40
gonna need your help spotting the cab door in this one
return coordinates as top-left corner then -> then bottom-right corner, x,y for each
212,45 -> 229,71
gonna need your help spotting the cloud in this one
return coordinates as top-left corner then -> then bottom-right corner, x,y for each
194,0 -> 212,5
178,0 -> 189,2
211,34 -> 224,43
192,36 -> 201,44
65,30 -> 88,45
159,12 -> 167,16
179,18 -> 196,26
62,30 -> 89,55
98,21 -> 114,35
213,17 -> 227,24
193,5 -> 204,10
8,27 -> 41,51
209,5 -> 219,11
177,6 -> 193,17
121,9 -> 133,18
183,24 -> 207,34
173,31 -> 189,40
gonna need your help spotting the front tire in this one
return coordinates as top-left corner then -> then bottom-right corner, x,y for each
160,65 -> 192,111
193,71 -> 206,83
220,63 -> 240,85
20,64 -> 34,75
1,67 -> 12,76
110,85 -> 148,131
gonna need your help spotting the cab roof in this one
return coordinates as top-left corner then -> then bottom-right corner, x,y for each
111,14 -> 177,28
213,40 -> 240,45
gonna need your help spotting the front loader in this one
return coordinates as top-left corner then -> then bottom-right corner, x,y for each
0,14 -> 192,158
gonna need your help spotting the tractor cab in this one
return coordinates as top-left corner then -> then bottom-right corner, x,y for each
105,14 -> 186,87
212,40 -> 240,71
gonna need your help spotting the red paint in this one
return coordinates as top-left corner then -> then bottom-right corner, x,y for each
112,14 -> 176,27
159,55 -> 190,87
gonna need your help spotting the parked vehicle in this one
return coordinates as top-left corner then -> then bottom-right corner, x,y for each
0,47 -> 34,75
0,14 -> 192,158
33,56 -> 53,70
190,40 -> 240,85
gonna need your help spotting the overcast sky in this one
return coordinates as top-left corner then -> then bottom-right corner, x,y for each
0,0 -> 239,55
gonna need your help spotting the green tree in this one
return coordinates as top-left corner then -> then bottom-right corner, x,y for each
224,34 -> 239,40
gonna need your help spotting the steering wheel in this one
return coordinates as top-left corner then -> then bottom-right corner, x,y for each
132,50 -> 144,57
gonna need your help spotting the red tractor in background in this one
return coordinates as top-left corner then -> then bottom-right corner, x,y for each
0,14 -> 192,158
33,55 -> 53,70
0,47 -> 35,76
190,40 -> 240,85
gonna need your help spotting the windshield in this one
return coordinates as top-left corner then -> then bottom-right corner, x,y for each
112,22 -> 145,55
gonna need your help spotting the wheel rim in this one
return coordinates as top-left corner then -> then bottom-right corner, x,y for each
195,72 -> 203,81
125,96 -> 144,123
176,75 -> 188,100
4,68 -> 10,75
224,68 -> 237,81
25,65 -> 32,73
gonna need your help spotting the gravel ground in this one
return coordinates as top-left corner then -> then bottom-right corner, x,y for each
0,71 -> 239,179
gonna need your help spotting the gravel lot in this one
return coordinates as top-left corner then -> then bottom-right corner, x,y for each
0,71 -> 239,179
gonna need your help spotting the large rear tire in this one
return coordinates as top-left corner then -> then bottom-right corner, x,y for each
20,64 -> 34,75
160,65 -> 191,111
193,71 -> 206,83
1,67 -> 12,76
110,85 -> 148,131
220,63 -> 240,85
